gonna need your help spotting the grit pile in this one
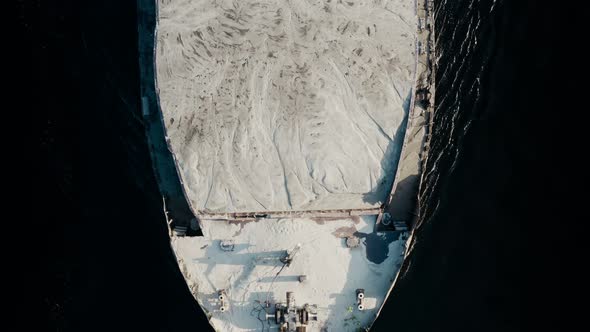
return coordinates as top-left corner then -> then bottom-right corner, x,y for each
156,0 -> 417,213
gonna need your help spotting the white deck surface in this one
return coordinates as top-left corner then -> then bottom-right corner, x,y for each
155,0 -> 417,213
172,216 -> 407,331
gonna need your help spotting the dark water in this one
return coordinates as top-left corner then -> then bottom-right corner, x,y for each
34,1 -> 210,331
372,1 -> 560,331
32,0 -> 561,331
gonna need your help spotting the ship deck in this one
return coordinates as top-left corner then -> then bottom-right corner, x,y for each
139,0 -> 438,330
172,216 -> 407,331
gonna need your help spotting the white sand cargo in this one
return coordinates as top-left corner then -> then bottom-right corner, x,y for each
155,0 -> 416,213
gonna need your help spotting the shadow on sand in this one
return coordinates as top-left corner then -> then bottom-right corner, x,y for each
362,91 -> 413,206
320,88 -> 412,330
